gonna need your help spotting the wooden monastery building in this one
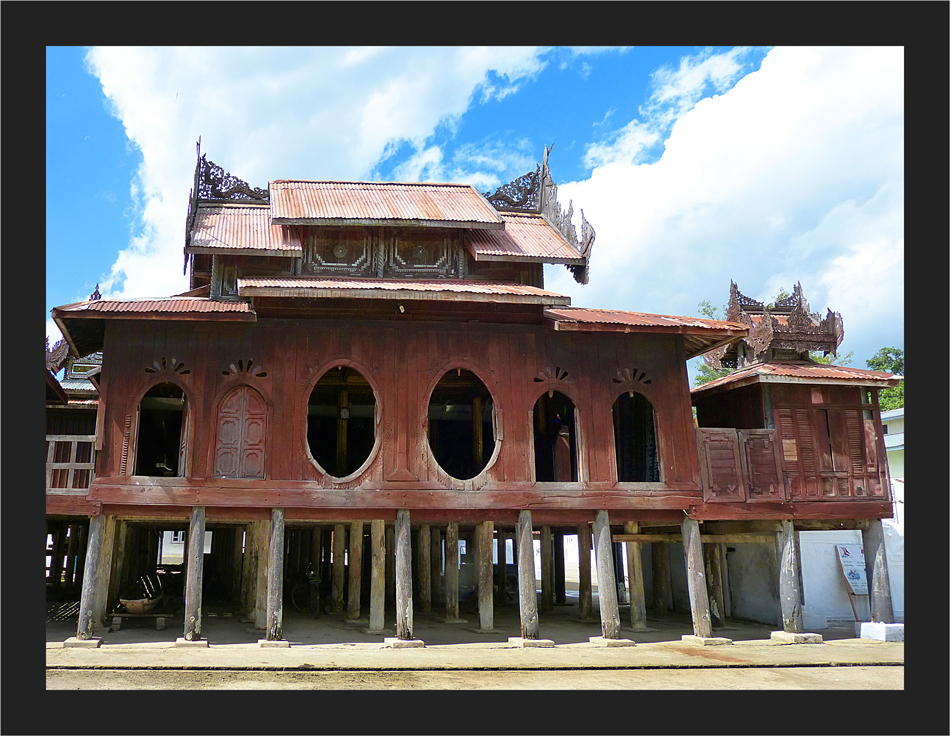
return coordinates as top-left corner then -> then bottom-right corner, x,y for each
48,147 -> 900,647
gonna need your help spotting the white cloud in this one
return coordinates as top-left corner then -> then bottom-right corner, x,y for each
546,46 -> 903,373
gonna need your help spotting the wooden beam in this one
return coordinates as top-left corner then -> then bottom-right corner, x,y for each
369,519 -> 386,632
624,521 -> 647,630
577,523 -> 593,621
517,510 -> 540,639
417,524 -> 431,614
445,522 -> 460,620
346,521 -> 363,621
593,511 -> 622,639
477,520 -> 494,631
395,510 -> 413,640
184,506 -> 206,641
76,515 -> 105,639
539,525 -> 554,613
613,533 -> 776,544
681,517 -> 712,638
776,520 -> 804,633
266,508 -> 285,641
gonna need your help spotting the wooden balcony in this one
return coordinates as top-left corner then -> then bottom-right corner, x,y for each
46,435 -> 96,495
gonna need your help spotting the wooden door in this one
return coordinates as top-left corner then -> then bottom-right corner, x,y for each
214,386 -> 267,479
696,428 -> 746,502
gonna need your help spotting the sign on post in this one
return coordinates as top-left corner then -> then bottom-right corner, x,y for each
836,545 -> 868,595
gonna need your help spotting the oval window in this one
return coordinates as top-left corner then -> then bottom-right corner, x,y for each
427,369 -> 495,480
307,366 -> 376,478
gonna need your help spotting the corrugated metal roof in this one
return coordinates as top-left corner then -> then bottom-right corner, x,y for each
53,297 -> 254,316
466,212 -> 583,263
545,307 -> 748,332
269,180 -> 504,229
692,361 -> 900,394
238,277 -> 570,305
188,203 -> 301,254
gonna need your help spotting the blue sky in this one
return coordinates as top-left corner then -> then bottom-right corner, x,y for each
46,46 -> 904,382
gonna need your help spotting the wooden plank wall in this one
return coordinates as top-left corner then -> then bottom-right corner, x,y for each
98,317 -> 702,495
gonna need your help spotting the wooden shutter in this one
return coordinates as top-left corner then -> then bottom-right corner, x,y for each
696,428 -> 746,503
738,429 -> 786,502
214,386 -> 267,479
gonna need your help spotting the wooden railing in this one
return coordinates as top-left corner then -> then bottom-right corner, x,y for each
46,435 -> 96,494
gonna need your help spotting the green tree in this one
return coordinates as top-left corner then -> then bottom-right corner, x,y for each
867,347 -> 904,410
694,300 -> 733,386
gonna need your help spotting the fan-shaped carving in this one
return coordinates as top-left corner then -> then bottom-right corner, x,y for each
145,357 -> 190,375
221,358 -> 267,378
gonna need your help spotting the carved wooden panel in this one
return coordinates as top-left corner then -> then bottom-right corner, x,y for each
385,229 -> 461,278
738,429 -> 785,502
697,428 -> 746,503
303,227 -> 377,277
213,385 -> 266,479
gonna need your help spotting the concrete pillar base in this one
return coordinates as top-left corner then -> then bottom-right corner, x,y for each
859,622 -> 904,641
589,636 -> 636,647
681,635 -> 733,646
63,637 -> 102,648
175,638 -> 209,647
258,639 -> 290,648
508,636 -> 555,648
771,631 -> 823,644
384,637 -> 425,648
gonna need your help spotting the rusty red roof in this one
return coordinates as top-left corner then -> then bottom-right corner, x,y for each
187,203 -> 301,255
466,212 -> 583,263
53,297 -> 254,316
545,307 -> 748,333
269,180 -> 504,229
238,277 -> 570,305
692,361 -> 900,395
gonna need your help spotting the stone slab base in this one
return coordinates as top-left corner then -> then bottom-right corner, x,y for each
681,635 -> 733,646
63,637 -> 102,648
859,622 -> 904,641
383,637 -> 425,648
364,628 -> 394,636
441,617 -> 469,625
258,639 -> 290,648
771,631 -> 823,644
174,638 -> 209,648
508,636 -> 555,648
589,636 -> 636,647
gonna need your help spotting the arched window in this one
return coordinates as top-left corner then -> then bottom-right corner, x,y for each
427,369 -> 495,480
532,390 -> 578,482
135,382 -> 188,477
307,365 -> 377,478
612,391 -> 659,482
213,385 -> 267,479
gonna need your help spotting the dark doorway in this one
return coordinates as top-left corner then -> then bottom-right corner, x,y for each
612,391 -> 660,482
532,390 -> 578,482
428,369 -> 495,480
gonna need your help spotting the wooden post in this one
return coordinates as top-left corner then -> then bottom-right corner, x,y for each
417,524 -> 431,613
265,509 -> 285,641
862,519 -> 894,623
720,543 -> 732,619
255,517 -> 270,629
347,521 -> 363,621
93,515 -> 117,627
554,530 -> 566,605
336,387 -> 349,474
64,524 -> 80,588
517,510 -> 540,639
369,519 -> 386,632
708,542 -> 727,628
430,526 -> 443,606
184,506 -> 206,642
75,523 -> 89,593
624,521 -> 647,630
681,517 -> 712,638
577,523 -> 593,620
445,521 -> 460,620
652,542 -> 673,616
76,514 -> 104,639
540,525 -> 554,613
332,523 -> 346,613
395,510 -> 413,639
497,528 -> 509,603
477,520 -> 494,630
50,523 -> 65,591
240,522 -> 256,617
593,511 -> 622,639
776,520 -> 804,633
385,524 -> 396,607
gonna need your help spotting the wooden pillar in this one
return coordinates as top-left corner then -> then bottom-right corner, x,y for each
76,514 -> 105,639
517,510 -> 540,639
417,524 -> 431,613
430,526 -> 443,606
75,523 -> 89,593
497,528 -> 509,603
477,520 -> 494,630
255,517 -> 270,629
231,527 -> 245,604
554,530 -> 566,605
346,521 -> 363,621
681,517 -> 712,638
720,543 -> 732,618
445,522 -> 460,620
240,522 -> 256,616
776,520 -> 803,633
577,523 -> 593,620
51,523 -> 65,591
265,508 -> 285,641
331,523 -> 346,613
94,515 -> 118,626
385,525 -> 396,608
593,511 -> 622,639
707,541 -> 726,628
652,542 -> 673,616
395,510 -> 413,639
369,519 -> 386,632
65,524 -> 81,588
183,506 -> 206,642
624,521 -> 647,630
540,525 -> 554,613
862,519 -> 894,623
